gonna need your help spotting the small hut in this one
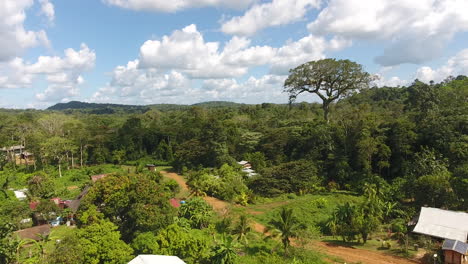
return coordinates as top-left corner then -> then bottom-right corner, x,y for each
146,164 -> 156,172
442,239 -> 468,264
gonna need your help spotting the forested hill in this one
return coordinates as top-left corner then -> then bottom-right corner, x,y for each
47,101 -> 150,114
47,100 -> 248,113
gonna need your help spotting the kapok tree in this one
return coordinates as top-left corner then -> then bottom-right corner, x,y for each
284,58 -> 375,123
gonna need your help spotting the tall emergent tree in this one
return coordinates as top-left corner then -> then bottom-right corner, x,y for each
284,59 -> 375,122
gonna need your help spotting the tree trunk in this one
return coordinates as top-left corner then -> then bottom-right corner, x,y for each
80,144 -> 83,167
323,101 -> 330,123
71,152 -> 74,169
66,152 -> 70,170
58,157 -> 62,178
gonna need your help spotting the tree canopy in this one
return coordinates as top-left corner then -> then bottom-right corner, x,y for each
284,58 -> 375,122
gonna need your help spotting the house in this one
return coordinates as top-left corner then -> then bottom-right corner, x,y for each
13,189 -> 27,200
1,145 -> 25,155
413,207 -> 468,242
237,160 -> 252,169
19,151 -> 35,165
67,186 -> 90,213
14,224 -> 50,241
242,168 -> 258,177
442,239 -> 468,264
238,160 -> 258,177
146,164 -> 156,172
128,255 -> 186,264
413,207 -> 468,264
1,145 -> 35,165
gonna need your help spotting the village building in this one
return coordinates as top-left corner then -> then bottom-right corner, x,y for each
413,207 -> 468,264
0,145 -> 35,165
128,255 -> 186,264
443,239 -> 468,264
237,160 -> 258,177
14,224 -> 51,241
146,164 -> 156,171
13,189 -> 27,200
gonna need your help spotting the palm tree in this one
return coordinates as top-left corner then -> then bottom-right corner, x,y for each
266,207 -> 303,252
233,215 -> 251,245
216,217 -> 233,235
211,235 -> 238,264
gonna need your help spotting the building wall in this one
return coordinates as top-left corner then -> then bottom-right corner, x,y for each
444,250 -> 465,264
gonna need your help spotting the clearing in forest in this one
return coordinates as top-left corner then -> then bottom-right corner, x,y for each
159,169 -> 421,264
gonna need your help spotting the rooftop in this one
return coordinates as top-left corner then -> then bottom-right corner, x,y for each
413,207 -> 468,242
14,224 -> 50,241
128,255 -> 186,264
442,239 -> 468,255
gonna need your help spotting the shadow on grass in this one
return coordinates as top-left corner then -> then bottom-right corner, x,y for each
321,239 -> 361,248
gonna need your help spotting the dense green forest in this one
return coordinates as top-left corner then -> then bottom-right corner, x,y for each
0,74 -> 467,263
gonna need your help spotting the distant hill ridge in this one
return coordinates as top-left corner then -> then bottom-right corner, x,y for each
47,100 -> 247,112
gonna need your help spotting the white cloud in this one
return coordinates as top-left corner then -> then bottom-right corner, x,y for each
103,0 -> 255,12
201,75 -> 287,103
95,24 -> 350,104
415,49 -> 468,83
91,67 -> 289,104
90,61 -> 193,104
307,0 -> 468,66
138,25 -> 251,78
0,44 -> 96,102
221,0 -> 321,36
39,0 -> 55,22
269,35 -> 351,75
373,75 -> 408,87
138,24 -> 347,78
0,0 -> 50,61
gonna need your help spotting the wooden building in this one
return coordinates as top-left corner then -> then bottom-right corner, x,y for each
443,239 -> 468,264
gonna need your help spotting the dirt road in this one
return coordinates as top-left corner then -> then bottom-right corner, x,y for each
160,170 -> 232,214
159,170 -> 420,264
312,241 -> 420,264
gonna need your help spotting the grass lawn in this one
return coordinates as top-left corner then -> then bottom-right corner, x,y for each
233,192 -> 362,232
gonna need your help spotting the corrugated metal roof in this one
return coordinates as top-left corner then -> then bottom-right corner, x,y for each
128,255 -> 186,264
413,207 -> 468,242
443,239 -> 468,255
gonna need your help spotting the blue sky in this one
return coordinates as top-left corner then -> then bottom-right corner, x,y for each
1,0 -> 467,108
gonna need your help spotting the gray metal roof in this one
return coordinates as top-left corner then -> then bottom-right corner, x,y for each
442,239 -> 468,255
413,207 -> 468,242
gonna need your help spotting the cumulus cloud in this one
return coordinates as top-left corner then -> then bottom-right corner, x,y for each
307,0 -> 468,66
0,0 -> 50,61
94,24 -> 349,104
39,0 -> 55,22
138,24 -> 347,78
90,61 -> 194,104
373,75 -> 409,87
91,68 -> 289,104
221,0 -> 321,36
415,49 -> 468,83
0,44 -> 96,102
103,0 -> 255,12
201,75 -> 287,102
269,35 -> 351,75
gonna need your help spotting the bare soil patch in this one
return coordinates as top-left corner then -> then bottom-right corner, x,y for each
311,241 -> 421,264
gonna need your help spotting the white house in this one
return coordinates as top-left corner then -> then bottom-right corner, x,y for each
128,255 -> 186,264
